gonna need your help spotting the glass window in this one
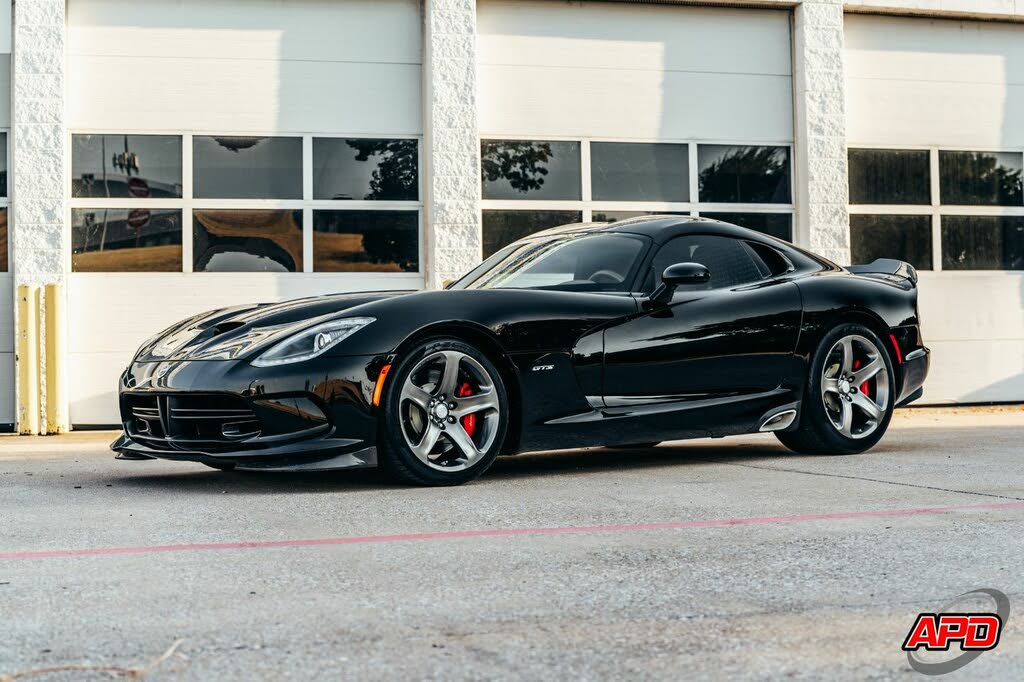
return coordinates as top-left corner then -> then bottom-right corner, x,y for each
700,212 -> 792,241
941,215 -> 1024,270
482,210 -> 583,258
71,134 -> 182,199
193,136 -> 302,199
590,142 -> 688,202
313,138 -> 418,201
0,133 -> 7,197
939,150 -> 1023,206
460,234 -> 647,293
593,211 -> 688,223
193,209 -> 303,272
0,208 -> 7,272
481,140 -> 581,200
71,209 -> 182,272
652,235 -> 766,290
848,149 -> 930,205
850,215 -> 933,271
313,210 -> 418,273
698,145 -> 791,203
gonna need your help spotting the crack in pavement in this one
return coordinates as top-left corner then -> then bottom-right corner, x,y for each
696,459 -> 1024,502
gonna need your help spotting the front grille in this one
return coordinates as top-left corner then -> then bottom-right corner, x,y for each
123,394 -> 262,451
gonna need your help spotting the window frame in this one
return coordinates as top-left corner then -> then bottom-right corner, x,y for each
847,143 -> 1024,273
479,135 -> 795,244
67,130 -> 424,278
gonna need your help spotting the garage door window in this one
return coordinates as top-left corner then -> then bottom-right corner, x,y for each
194,136 -> 303,200
481,138 -> 793,255
697,145 -> 790,204
849,146 -> 1024,270
70,133 -> 422,274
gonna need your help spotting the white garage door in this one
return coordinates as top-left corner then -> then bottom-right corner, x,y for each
846,15 -> 1024,403
66,0 -> 423,425
476,0 -> 796,256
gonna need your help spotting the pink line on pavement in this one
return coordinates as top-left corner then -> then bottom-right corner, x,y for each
2,500 -> 1022,562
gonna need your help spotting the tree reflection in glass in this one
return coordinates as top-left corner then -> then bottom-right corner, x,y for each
698,145 -> 791,204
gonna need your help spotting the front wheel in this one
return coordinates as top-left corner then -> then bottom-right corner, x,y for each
378,338 -> 509,486
776,323 -> 895,455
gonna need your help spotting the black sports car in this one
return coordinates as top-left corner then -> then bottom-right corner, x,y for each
113,216 -> 929,485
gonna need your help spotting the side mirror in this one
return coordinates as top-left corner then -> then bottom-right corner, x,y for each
648,262 -> 711,307
662,262 -> 711,287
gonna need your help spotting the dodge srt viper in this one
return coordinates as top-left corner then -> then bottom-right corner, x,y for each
113,216 -> 930,486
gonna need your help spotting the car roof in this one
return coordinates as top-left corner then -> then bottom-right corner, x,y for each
531,215 -> 768,244
527,215 -> 834,269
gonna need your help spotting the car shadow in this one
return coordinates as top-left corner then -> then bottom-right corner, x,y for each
109,435 -> 921,496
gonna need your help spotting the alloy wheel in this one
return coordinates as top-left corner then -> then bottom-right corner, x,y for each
820,334 -> 890,440
399,350 -> 502,471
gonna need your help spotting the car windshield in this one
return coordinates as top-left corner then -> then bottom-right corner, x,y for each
453,233 -> 649,292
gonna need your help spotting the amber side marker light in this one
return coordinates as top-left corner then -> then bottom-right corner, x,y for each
372,364 -> 392,407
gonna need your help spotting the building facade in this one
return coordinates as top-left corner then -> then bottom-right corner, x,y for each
1,0 -> 1022,429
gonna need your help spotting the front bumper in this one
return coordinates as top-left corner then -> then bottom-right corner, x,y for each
112,353 -> 387,471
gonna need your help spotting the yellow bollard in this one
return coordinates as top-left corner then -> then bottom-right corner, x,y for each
16,285 -> 40,435
44,284 -> 66,434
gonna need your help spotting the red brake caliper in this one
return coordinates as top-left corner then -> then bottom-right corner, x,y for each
852,360 -> 871,398
456,382 -> 476,438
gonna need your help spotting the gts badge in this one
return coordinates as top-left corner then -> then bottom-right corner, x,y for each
532,364 -> 555,372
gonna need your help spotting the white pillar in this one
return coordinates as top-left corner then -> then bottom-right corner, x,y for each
422,0 -> 481,289
11,0 -> 68,431
792,0 -> 850,265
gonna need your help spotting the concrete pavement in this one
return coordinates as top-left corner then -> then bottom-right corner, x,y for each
1,407 -> 1022,680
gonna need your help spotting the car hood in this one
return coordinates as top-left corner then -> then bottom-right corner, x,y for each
135,291 -> 410,362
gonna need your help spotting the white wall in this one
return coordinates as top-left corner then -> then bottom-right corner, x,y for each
68,0 -> 421,135
845,14 -> 1024,403
477,0 -> 793,142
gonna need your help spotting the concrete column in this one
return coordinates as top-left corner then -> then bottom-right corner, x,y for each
422,0 -> 481,289
11,0 -> 68,431
792,0 -> 850,265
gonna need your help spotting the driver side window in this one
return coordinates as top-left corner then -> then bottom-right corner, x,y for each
651,235 -> 766,291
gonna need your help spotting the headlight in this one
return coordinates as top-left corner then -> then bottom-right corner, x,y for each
251,317 -> 375,367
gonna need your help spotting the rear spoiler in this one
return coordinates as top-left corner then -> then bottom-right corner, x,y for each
846,258 -> 918,285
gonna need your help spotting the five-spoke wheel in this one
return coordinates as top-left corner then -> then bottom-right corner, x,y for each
380,339 -> 508,485
777,323 -> 896,455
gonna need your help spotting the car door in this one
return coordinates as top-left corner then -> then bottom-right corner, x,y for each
602,234 -> 802,411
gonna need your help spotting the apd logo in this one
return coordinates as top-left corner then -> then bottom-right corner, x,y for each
902,588 -> 1009,675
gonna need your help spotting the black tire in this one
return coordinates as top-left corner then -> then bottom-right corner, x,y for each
378,338 -> 510,486
776,322 -> 896,455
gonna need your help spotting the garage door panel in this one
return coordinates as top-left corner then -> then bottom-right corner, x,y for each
478,1 -> 792,141
70,0 -> 420,65
478,1 -> 790,77
70,57 -> 421,135
846,15 -> 1024,86
68,273 -> 423,356
846,14 -> 1024,147
921,340 -> 1024,404
479,66 -> 792,142
918,273 -> 1024,342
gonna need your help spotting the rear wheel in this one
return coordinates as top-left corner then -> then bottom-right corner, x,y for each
776,323 -> 895,455
378,338 -> 509,486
